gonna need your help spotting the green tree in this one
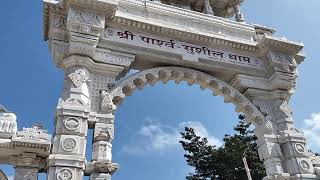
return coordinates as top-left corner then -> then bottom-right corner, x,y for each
180,115 -> 266,179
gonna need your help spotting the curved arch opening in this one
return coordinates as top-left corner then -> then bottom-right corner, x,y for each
110,67 -> 268,133
111,75 -> 260,180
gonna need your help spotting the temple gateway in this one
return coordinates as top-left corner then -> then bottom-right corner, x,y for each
0,0 -> 319,179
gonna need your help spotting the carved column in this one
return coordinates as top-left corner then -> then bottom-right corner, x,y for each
46,1 -> 134,178
88,91 -> 119,180
12,153 -> 44,180
245,89 -> 317,179
89,123 -> 119,179
47,67 -> 90,180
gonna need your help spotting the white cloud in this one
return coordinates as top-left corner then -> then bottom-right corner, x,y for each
179,121 -> 223,147
302,112 -> 320,151
122,118 -> 222,155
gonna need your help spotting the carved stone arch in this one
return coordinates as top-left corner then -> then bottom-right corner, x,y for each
107,66 -> 271,135
0,170 -> 8,180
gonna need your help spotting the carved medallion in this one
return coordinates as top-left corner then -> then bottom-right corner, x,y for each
57,169 -> 73,180
300,160 -> 311,171
62,138 -> 77,152
295,143 -> 305,154
64,118 -> 80,131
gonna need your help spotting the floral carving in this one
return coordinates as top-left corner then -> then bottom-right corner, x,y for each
57,169 -> 73,180
68,69 -> 89,87
62,138 -> 77,152
64,118 -> 80,131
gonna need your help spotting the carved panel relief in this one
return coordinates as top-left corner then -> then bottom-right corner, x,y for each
62,138 -> 77,152
57,169 -> 73,180
64,117 -> 80,131
68,69 -> 89,88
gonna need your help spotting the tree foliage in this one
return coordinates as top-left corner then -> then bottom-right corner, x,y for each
180,115 -> 266,179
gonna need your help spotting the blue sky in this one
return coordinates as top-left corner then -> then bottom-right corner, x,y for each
1,1 -> 320,180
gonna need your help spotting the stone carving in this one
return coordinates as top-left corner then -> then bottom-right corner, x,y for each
267,51 -> 298,72
64,98 -> 86,107
295,143 -> 305,154
15,168 -> 38,180
13,123 -> 51,143
203,0 -> 214,15
68,7 -> 104,27
101,91 -> 116,113
116,5 -> 254,43
110,67 -> 266,128
93,161 -> 119,174
94,49 -> 134,66
90,73 -> 115,112
300,160 -> 311,171
62,138 -> 77,152
0,105 -> 17,139
51,15 -> 66,29
79,24 -> 91,34
57,169 -> 73,180
309,152 -> 320,176
274,52 -> 296,65
68,69 -> 89,88
234,5 -> 245,22
52,42 -> 69,64
64,118 -> 80,131
95,129 -> 111,142
40,0 -> 315,179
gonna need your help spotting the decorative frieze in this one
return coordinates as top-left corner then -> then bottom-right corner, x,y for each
94,49 -> 134,67
115,0 -> 256,45
12,124 -> 51,144
68,8 -> 104,27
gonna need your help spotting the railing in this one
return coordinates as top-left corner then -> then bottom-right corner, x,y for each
150,0 -> 245,22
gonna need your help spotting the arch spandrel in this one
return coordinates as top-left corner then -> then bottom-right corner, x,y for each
105,66 -> 271,135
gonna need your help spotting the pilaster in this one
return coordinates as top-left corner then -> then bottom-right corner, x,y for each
47,65 -> 91,180
244,89 -> 316,179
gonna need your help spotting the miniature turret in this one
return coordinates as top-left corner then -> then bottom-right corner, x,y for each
0,105 -> 17,139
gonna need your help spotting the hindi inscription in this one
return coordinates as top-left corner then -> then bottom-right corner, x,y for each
103,28 -> 263,69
